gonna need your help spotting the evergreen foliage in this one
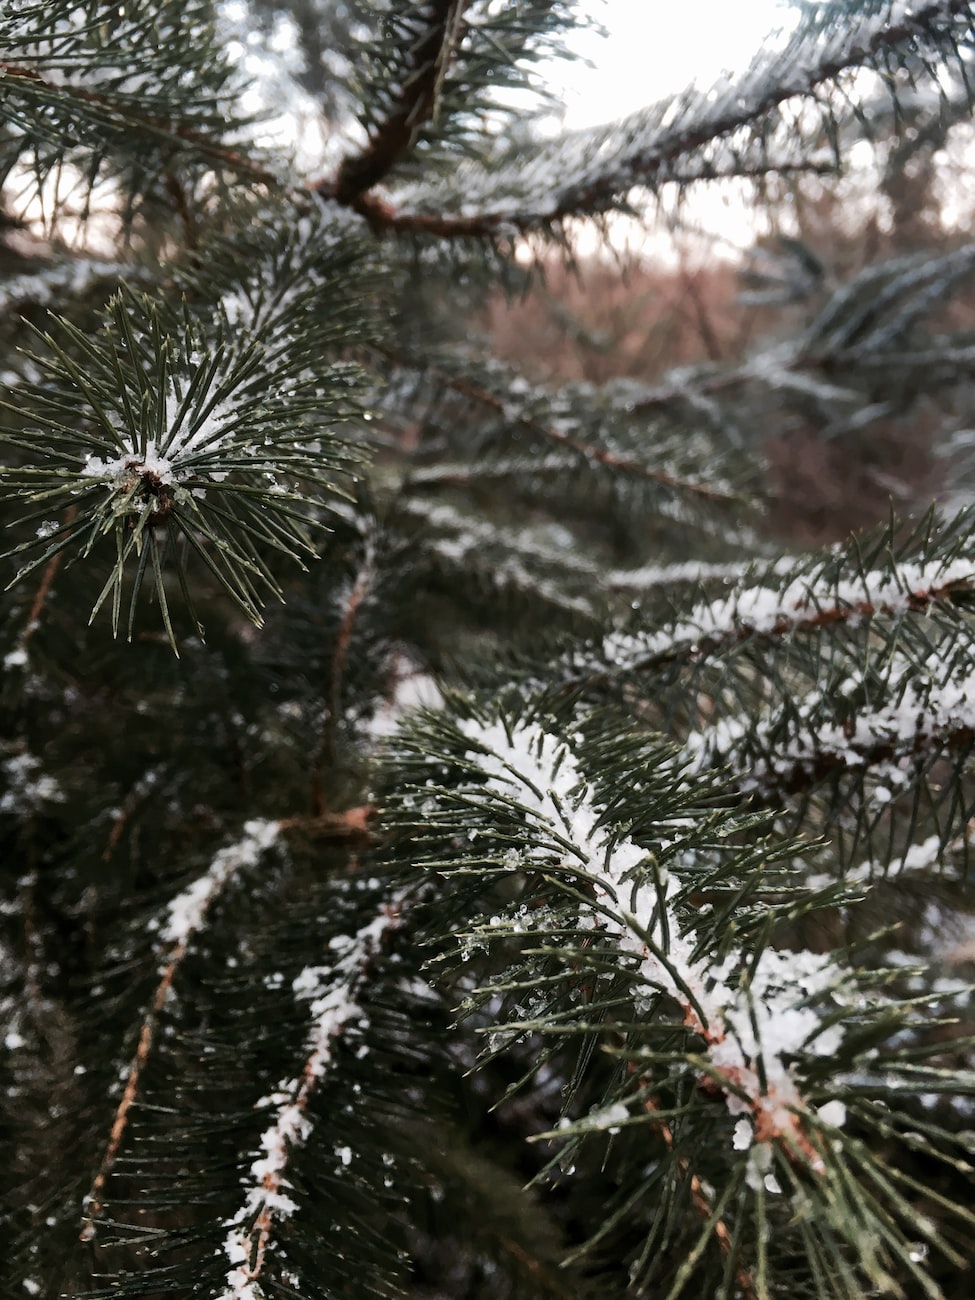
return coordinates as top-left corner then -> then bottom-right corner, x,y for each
2,2 -> 975,1296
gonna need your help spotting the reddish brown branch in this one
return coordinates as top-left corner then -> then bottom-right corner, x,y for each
325,1 -> 472,206
761,718 -> 975,798
616,577 -> 975,680
317,1 -> 972,239
279,806 -> 376,845
79,938 -> 187,1240
372,348 -> 733,502
639,1089 -> 757,1300
0,62 -> 279,187
311,560 -> 376,816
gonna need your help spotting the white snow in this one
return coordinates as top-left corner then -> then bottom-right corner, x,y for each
158,820 -> 280,947
685,647 -> 975,793
459,717 -> 848,1162
220,892 -> 404,1298
600,556 -> 975,675
361,656 -> 444,740
0,752 -> 64,814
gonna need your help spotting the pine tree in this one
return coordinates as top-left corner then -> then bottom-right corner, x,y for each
3,1 -> 975,1296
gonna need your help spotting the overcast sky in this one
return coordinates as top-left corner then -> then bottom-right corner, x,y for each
558,0 -> 798,128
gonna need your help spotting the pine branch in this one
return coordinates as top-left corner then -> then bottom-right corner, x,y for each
327,1 -> 473,206
372,346 -> 736,503
79,819 -> 282,1242
586,552 -> 975,681
221,888 -> 405,1298
381,702 -> 975,1293
0,60 -> 280,186
347,0 -> 975,236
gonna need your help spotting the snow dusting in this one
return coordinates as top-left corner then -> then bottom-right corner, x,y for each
599,556 -> 975,675
220,893 -> 403,1297
0,752 -> 64,814
159,820 -> 280,947
459,717 -> 848,1161
684,648 -> 975,793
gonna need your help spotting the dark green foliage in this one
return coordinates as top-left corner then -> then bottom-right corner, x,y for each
2,3 -> 975,1298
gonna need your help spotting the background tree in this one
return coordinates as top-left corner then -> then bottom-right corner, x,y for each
3,2 -> 975,1297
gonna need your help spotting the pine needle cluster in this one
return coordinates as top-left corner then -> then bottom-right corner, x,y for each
2,2 -> 975,1297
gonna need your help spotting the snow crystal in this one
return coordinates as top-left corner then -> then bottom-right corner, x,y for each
583,1102 -> 629,1134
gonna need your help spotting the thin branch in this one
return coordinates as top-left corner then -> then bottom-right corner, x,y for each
326,1 -> 473,205
582,564 -> 975,688
279,806 -> 375,844
12,506 -> 77,661
222,887 -> 405,1296
638,1087 -> 757,1300
319,0 -> 972,238
79,820 -> 281,1240
311,554 -> 376,816
372,349 -> 733,502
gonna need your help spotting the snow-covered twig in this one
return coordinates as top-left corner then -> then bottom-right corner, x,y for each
80,819 -> 281,1240
460,718 -> 848,1167
593,556 -> 975,677
221,892 -> 405,1298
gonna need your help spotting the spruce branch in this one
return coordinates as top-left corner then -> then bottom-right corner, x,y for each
586,551 -> 975,681
79,819 -> 282,1242
381,702 -> 975,1293
327,1 -> 474,207
0,60 -> 279,187
372,346 -> 737,503
1,282 -> 365,645
220,887 -> 405,1298
346,0 -> 975,237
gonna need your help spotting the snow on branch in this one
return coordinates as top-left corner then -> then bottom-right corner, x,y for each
458,717 -> 849,1167
80,819 -> 281,1241
686,652 -> 975,797
0,750 -> 64,814
356,0 -> 973,236
589,555 -> 975,678
157,819 -> 281,946
220,892 -> 404,1299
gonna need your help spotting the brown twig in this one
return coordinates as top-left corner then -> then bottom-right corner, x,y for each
370,347 -> 733,502
640,577 -> 974,677
79,935 -> 188,1239
639,1089 -> 757,1300
279,806 -> 376,844
326,1 -> 472,206
12,507 -> 78,659
223,881 -> 403,1291
311,558 -> 376,816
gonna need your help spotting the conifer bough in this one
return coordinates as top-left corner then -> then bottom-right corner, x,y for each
2,2 -> 975,1297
